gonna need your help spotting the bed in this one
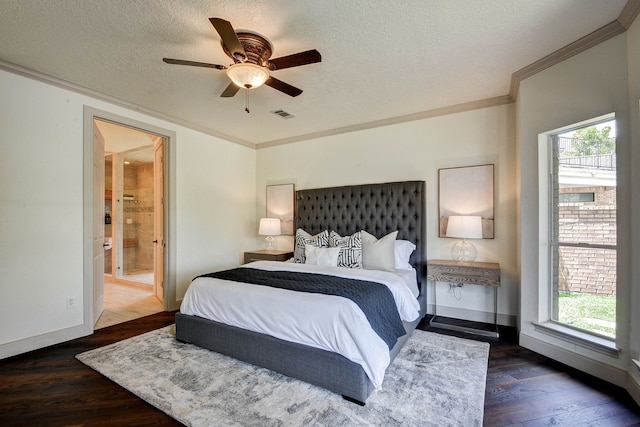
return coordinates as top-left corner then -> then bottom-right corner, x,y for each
175,180 -> 426,404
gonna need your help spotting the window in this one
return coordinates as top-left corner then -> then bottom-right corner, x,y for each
558,192 -> 594,203
548,120 -> 617,339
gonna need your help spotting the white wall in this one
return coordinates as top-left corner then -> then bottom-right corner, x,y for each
256,104 -> 518,325
625,14 -> 640,399
0,68 -> 256,358
517,34 -> 633,383
174,127 -> 256,297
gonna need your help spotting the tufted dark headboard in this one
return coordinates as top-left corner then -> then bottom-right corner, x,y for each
295,181 -> 426,283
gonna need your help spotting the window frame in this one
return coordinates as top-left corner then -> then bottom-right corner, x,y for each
536,116 -> 620,355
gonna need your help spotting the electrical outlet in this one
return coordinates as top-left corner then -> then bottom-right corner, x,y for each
66,297 -> 76,309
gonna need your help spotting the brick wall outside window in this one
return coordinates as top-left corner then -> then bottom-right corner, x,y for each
557,186 -> 616,296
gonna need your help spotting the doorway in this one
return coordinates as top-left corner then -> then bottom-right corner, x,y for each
94,119 -> 165,329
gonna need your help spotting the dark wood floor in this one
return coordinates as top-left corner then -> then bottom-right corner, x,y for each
420,318 -> 640,427
1,312 -> 639,426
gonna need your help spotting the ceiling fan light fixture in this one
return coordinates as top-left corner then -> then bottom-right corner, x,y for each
226,63 -> 269,89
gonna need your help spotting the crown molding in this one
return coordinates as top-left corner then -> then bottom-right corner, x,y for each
509,20 -> 625,100
0,59 -> 256,149
1,57 -> 511,151
510,0 -> 640,100
257,95 -> 514,149
618,0 -> 640,29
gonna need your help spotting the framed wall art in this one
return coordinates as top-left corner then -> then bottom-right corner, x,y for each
266,183 -> 295,235
438,164 -> 494,239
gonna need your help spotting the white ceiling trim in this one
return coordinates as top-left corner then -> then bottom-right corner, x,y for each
618,0 -> 640,29
0,59 -> 255,149
510,2 -> 640,99
257,95 -> 514,149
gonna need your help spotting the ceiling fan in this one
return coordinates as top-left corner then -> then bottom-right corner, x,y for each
163,18 -> 321,99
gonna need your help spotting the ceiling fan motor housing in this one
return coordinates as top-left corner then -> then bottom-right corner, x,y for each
222,32 -> 273,67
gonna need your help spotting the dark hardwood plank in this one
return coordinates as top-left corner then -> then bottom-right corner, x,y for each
417,316 -> 640,427
0,311 -> 182,427
1,312 -> 639,426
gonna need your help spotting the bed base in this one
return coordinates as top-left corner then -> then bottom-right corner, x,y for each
176,312 -> 374,403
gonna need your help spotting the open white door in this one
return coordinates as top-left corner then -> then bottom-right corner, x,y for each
153,137 -> 165,303
93,124 -> 106,325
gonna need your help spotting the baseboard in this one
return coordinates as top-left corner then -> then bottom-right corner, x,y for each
0,324 -> 88,360
627,372 -> 640,406
520,331 -> 627,387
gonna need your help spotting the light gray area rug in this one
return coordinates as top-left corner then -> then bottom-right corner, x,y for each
77,325 -> 489,427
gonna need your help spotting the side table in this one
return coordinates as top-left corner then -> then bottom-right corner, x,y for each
427,259 -> 501,338
243,249 -> 293,264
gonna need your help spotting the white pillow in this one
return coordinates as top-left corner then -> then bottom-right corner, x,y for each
395,240 -> 416,270
328,230 -> 363,268
361,230 -> 398,271
294,229 -> 329,264
304,245 -> 340,267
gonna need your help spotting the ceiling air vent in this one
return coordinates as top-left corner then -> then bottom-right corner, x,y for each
271,109 -> 296,119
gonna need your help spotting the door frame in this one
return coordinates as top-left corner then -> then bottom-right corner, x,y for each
92,122 -> 106,326
82,106 -> 178,335
153,137 -> 165,302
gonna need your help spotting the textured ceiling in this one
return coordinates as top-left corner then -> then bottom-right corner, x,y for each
0,0 -> 629,146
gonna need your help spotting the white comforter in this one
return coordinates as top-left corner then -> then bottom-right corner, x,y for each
180,261 -> 420,389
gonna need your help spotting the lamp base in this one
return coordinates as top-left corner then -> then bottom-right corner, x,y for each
264,235 -> 277,250
452,239 -> 477,262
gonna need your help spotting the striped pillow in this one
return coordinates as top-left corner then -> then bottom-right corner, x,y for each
329,230 -> 363,269
294,229 -> 329,264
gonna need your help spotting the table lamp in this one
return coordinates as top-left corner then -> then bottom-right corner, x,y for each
258,218 -> 281,250
446,215 -> 483,262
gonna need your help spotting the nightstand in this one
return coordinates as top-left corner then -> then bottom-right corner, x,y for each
243,249 -> 293,264
427,259 -> 501,338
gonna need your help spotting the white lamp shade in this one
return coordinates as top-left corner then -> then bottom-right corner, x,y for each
446,215 -> 483,239
226,63 -> 270,89
258,218 -> 281,236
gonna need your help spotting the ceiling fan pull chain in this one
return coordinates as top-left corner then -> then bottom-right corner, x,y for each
245,90 -> 250,114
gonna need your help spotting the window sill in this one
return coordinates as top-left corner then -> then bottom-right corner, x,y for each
533,321 -> 620,358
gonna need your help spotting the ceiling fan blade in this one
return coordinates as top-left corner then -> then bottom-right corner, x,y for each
220,82 -> 240,98
269,49 -> 321,70
209,18 -> 246,62
265,77 -> 303,97
163,58 -> 226,70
